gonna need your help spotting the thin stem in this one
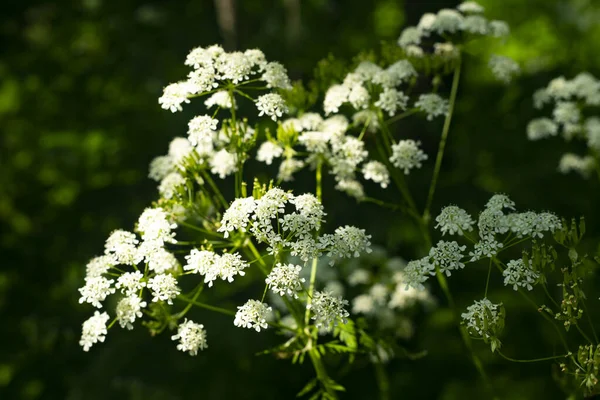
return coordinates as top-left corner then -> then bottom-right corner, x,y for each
575,324 -> 594,345
305,257 -> 319,326
497,350 -> 568,363
374,361 -> 390,400
200,170 -> 229,209
581,300 -> 599,343
385,108 -> 418,125
484,258 -> 492,298
176,283 -> 205,318
423,58 -> 462,224
179,221 -> 223,238
177,295 -> 236,316
308,349 -> 339,400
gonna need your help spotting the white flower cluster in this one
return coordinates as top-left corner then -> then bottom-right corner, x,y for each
527,73 -> 600,177
234,300 -> 272,332
397,2 -> 511,59
503,259 -> 539,291
307,291 -> 350,332
215,187 -> 371,264
389,139 -> 428,174
265,263 -> 306,298
435,205 -> 475,235
159,45 -> 291,113
171,319 -> 208,356
184,249 -> 249,287
79,207 -> 183,351
488,55 -> 520,84
461,298 -> 503,340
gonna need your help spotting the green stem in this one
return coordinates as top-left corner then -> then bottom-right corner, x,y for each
484,258 -> 492,298
308,349 -> 339,400
176,283 -> 205,318
385,108 -> 418,125
374,361 -> 390,400
305,257 -> 319,326
581,300 -> 599,343
200,170 -> 229,209
423,59 -> 462,224
177,295 -> 236,316
497,350 -> 568,363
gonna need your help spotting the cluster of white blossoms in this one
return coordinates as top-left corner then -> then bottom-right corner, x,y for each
184,250 -> 249,287
461,298 -> 504,340
396,2 -> 517,83
390,139 -> 428,174
265,263 -> 305,298
527,73 -> 600,177
402,194 -> 561,290
234,300 -> 272,332
503,259 -> 540,291
78,207 -> 185,351
171,319 -> 208,356
159,44 -> 291,113
215,187 -> 371,263
307,291 -> 350,331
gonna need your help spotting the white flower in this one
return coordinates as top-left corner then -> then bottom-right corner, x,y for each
403,257 -> 435,290
558,153 -> 596,178
503,259 -> 539,291
185,45 -> 223,69
204,90 -> 235,109
209,149 -> 237,179
348,84 -> 370,109
282,193 -> 325,236
137,208 -> 177,244
432,9 -> 464,34
320,225 -> 372,263
184,249 -> 216,275
527,118 -> 559,141
362,161 -> 390,188
278,158 -> 304,181
79,276 -> 116,308
187,67 -> 218,94
147,274 -> 180,304
462,15 -> 488,35
262,62 -> 292,89
469,237 -> 503,261
115,271 -> 146,296
213,252 -> 249,284
461,298 -> 503,339
159,82 -> 192,112
85,255 -> 116,278
488,55 -> 520,83
80,311 -> 110,351
389,278 -> 433,310
299,113 -> 324,131
335,179 -> 365,199
244,48 -> 267,70
373,60 -> 417,88
417,13 -> 437,32
398,27 -> 422,48
158,172 -> 186,200
429,241 -> 466,276
354,61 -> 383,81
405,45 -> 424,58
299,131 -> 331,153
375,88 -> 409,116
168,137 -> 195,163
116,295 -> 146,330
489,20 -> 510,37
215,51 -> 254,84
105,230 -> 140,265
486,194 -> 515,211
149,155 -> 175,182
219,197 -> 257,238
435,206 -> 475,235
553,101 -> 581,125
171,319 -> 208,355
506,211 -> 561,238
434,42 -> 460,60
307,291 -> 349,331
320,114 -> 349,136
266,263 -> 305,298
188,115 -> 218,148
234,300 -> 272,332
348,269 -> 371,286
256,141 -> 284,165
352,294 -> 375,314
457,1 -> 484,13
352,110 -> 379,133
147,247 -> 181,274
256,93 -> 288,121
415,94 -> 449,120
324,84 -> 350,115
390,139 -> 428,174
585,117 -> 600,151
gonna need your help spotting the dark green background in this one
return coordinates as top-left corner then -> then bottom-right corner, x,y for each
1,0 -> 600,398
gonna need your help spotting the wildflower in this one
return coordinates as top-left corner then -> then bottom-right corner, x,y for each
299,131 -> 331,153
149,155 -> 175,182
320,226 -> 372,263
348,269 -> 371,286
85,255 -> 116,278
489,20 -> 510,37
278,158 -> 304,182
209,149 -> 237,179
558,153 -> 596,178
307,291 -> 350,331
265,263 -> 305,298
503,259 -> 539,291
184,249 -> 216,275
373,60 -> 417,88
527,118 -> 559,141
213,253 -> 249,284
417,13 -> 437,32
469,236 -> 503,261
256,93 -> 288,121
432,9 -> 464,34
374,88 -> 409,116
105,230 -> 140,265
335,179 -> 365,199
403,257 -> 435,291
398,27 -> 422,48
219,197 -> 257,238
390,139 -> 428,174
320,115 -> 349,136
415,94 -> 449,120
215,51 -> 254,83
463,15 -> 488,35
159,82 -> 192,112
168,137 -> 196,162
435,206 -> 475,236
299,113 -> 325,131
461,298 -> 503,340
115,271 -> 146,296
553,101 -> 581,125
362,161 -> 390,188
352,294 -> 375,314
172,319 -> 208,355
137,208 -> 177,244
234,300 -> 272,332
188,115 -> 218,147
116,295 -> 146,330
429,240 -> 466,276
348,84 -> 370,109
262,61 -> 292,89
324,84 -> 350,115
283,193 -> 325,235
147,273 -> 180,304
457,1 -> 484,14
79,276 -> 116,308
485,194 -> 515,211
79,311 -> 110,351
204,90 -> 234,109
354,61 -> 383,81
147,248 -> 181,274
256,141 -> 284,165
352,110 -> 379,133
158,172 -> 186,200
488,55 -> 520,83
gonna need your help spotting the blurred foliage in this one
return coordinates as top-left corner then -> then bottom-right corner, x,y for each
1,0 -> 599,399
